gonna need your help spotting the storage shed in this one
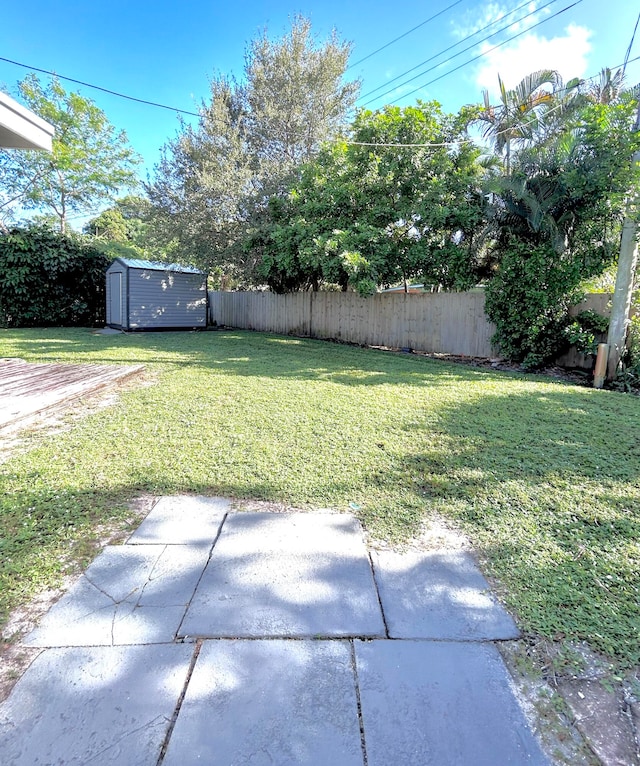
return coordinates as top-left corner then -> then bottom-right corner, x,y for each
106,258 -> 207,331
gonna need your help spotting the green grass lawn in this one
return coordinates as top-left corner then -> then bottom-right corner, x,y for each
1,327 -> 639,668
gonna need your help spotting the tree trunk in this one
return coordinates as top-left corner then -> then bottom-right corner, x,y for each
606,209 -> 639,379
606,103 -> 640,381
57,171 -> 67,234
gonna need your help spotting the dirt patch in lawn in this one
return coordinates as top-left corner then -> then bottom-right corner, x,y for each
501,638 -> 640,766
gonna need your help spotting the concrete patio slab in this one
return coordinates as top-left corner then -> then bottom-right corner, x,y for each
371,548 -> 520,640
24,544 -> 210,646
179,512 -> 386,638
162,639 -> 364,766
127,495 -> 229,545
0,504 -> 558,766
0,644 -> 194,766
355,640 -> 549,766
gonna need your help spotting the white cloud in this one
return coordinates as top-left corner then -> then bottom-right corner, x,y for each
452,2 -> 504,39
451,1 -> 550,40
474,23 -> 592,97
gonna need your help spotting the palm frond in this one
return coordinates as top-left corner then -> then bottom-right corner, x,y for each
589,68 -> 627,104
511,70 -> 562,107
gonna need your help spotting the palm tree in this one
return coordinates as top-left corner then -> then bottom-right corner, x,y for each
588,68 -> 626,104
476,69 -> 564,175
486,130 -> 582,255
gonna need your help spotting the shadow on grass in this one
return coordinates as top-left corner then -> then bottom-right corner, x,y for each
0,327 -> 514,387
388,385 -> 640,664
2,328 -> 639,666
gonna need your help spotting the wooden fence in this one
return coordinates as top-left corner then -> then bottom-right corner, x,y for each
209,290 -> 620,367
209,290 -> 497,357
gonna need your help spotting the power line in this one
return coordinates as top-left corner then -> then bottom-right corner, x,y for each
0,55 -> 200,117
342,54 -> 640,149
345,140 -> 463,147
359,0 -> 566,107
623,11 -> 640,74
347,0 -> 469,70
386,0 -> 585,107
358,0 -> 557,103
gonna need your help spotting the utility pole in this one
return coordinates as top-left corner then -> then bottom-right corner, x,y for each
606,99 -> 640,380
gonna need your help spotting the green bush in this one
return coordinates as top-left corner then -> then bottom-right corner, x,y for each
613,314 -> 640,392
0,226 -> 110,327
564,309 -> 610,357
484,239 -> 583,368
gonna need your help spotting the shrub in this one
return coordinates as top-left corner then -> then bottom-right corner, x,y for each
564,309 -> 610,357
484,239 -> 583,368
0,226 -> 110,327
613,314 -> 640,392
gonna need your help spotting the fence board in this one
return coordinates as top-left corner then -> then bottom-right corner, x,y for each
208,290 -> 619,366
210,290 -> 499,357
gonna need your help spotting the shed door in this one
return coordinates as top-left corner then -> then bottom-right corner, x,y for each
109,272 -> 123,326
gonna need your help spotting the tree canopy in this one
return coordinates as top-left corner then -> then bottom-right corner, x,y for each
244,17 -> 360,174
84,195 -> 153,244
483,86 -> 640,366
146,16 -> 360,284
251,102 -> 487,294
245,65 -> 638,368
0,75 -> 140,233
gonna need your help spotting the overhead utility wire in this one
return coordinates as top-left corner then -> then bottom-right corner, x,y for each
0,55 -> 200,117
358,0 -> 556,102
0,2 -> 630,134
342,53 -> 640,149
344,140 -> 461,147
623,11 -> 640,74
360,0 -> 565,107
347,0 -> 469,70
382,0 -> 585,107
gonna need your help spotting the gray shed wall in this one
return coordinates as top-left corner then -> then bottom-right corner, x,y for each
106,261 -> 207,329
127,269 -> 207,329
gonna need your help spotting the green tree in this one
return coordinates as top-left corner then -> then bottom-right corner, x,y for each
244,15 -> 359,176
484,95 -> 640,367
84,195 -> 154,245
146,16 -> 359,282
147,77 -> 254,282
84,207 -> 129,241
475,70 -> 576,175
588,67 -> 626,105
251,102 -> 487,294
1,75 -> 140,233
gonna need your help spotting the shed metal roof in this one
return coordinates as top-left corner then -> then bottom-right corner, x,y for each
113,257 -> 203,274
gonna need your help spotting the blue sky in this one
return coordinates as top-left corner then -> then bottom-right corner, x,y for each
1,0 -> 638,199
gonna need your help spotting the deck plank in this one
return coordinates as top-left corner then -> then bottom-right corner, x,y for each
0,359 -> 145,430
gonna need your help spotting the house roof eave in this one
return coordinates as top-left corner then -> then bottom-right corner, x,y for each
0,91 -> 54,151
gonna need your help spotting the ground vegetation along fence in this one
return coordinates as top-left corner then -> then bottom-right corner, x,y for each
209,291 -> 618,366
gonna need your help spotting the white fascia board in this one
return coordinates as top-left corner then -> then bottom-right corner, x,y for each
0,91 -> 55,151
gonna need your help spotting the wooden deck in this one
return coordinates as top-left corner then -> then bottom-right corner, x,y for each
0,358 -> 145,431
